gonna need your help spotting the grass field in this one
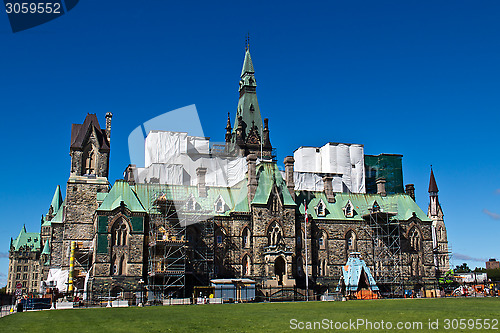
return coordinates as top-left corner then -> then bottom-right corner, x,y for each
0,298 -> 499,332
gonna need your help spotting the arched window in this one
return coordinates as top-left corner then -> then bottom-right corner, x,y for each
409,228 -> 421,251
82,144 -> 97,175
437,226 -> 444,240
268,222 -> 282,247
215,228 -> 225,246
345,230 -> 357,254
242,227 -> 251,248
242,255 -> 251,276
318,231 -> 327,250
121,224 -> 127,246
112,220 -> 128,247
271,195 -> 280,213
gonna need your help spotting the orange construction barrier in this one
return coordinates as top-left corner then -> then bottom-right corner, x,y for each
356,289 -> 378,300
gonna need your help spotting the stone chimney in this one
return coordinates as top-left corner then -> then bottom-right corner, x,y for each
405,184 -> 415,201
105,112 -> 113,142
284,156 -> 295,200
376,177 -> 387,197
323,175 -> 335,203
247,154 -> 258,203
123,164 -> 137,185
196,167 -> 207,197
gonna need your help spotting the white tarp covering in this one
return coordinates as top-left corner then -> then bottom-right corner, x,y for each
294,143 -> 365,193
44,268 -> 69,293
455,273 -> 487,284
138,131 -> 247,187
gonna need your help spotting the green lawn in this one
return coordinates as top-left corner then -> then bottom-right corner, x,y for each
1,298 -> 499,332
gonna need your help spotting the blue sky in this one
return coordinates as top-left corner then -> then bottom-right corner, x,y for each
1,1 -> 500,286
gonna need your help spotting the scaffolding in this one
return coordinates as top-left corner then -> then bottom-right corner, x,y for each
361,201 -> 404,296
146,185 -> 214,301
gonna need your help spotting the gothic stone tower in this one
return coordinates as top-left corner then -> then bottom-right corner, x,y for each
52,113 -> 112,287
227,46 -> 273,159
427,168 -> 450,276
221,48 -> 296,288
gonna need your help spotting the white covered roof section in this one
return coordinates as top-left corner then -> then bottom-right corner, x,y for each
294,142 -> 365,193
137,130 -> 247,187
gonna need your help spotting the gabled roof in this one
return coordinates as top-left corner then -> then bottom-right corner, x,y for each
296,192 -> 431,222
97,180 -> 146,213
70,113 -> 109,151
252,162 -> 296,206
11,225 -> 41,252
43,200 -> 65,226
429,168 -> 438,193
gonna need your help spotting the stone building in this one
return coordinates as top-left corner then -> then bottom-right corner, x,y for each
6,226 -> 44,295
8,46 -> 449,299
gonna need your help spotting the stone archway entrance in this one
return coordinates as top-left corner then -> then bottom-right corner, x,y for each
274,257 -> 286,286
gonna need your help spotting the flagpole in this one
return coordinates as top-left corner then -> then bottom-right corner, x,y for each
304,199 -> 309,301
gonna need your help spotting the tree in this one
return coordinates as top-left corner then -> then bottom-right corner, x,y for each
454,263 -> 471,273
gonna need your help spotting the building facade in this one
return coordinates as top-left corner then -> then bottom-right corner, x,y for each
8,47 -> 449,299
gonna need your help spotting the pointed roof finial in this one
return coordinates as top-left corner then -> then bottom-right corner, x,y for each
429,166 -> 438,193
245,32 -> 250,51
226,112 -> 231,130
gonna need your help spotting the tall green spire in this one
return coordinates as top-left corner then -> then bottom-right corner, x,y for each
50,185 -> 63,213
42,240 -> 50,255
240,49 -> 255,77
232,47 -> 264,139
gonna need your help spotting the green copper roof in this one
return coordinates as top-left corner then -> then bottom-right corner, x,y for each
11,225 -> 41,252
43,200 -> 65,226
41,240 -> 50,255
131,179 -> 250,216
233,48 -> 264,138
296,192 -> 431,222
50,185 -> 63,214
252,162 -> 296,206
241,49 -> 255,76
97,180 -> 146,213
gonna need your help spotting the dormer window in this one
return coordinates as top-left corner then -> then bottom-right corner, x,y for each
316,200 -> 326,217
372,201 -> 380,213
214,195 -> 226,214
186,195 -> 197,211
343,200 -> 354,218
250,104 -> 255,112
